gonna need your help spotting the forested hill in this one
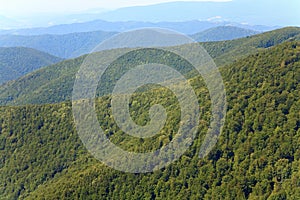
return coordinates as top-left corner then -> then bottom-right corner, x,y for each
0,26 -> 259,59
0,30 -> 116,58
191,26 -> 259,42
0,27 -> 299,106
201,26 -> 300,66
0,41 -> 299,199
0,47 -> 62,85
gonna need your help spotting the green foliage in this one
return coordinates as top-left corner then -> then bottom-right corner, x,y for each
0,40 -> 300,199
201,26 -> 300,66
0,27 -> 299,106
191,26 -> 259,42
0,47 -> 62,85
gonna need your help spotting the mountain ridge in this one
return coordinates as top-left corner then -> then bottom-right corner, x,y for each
0,30 -> 116,58
0,19 -> 278,36
90,1 -> 299,26
192,26 -> 260,42
0,27 -> 299,106
0,26 -> 263,59
0,47 -> 63,85
0,40 -> 299,199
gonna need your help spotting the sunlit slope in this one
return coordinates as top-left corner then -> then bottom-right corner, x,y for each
0,41 -> 299,199
0,27 -> 299,106
0,47 -> 62,85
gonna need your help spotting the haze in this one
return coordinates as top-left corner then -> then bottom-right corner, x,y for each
0,0 -> 231,17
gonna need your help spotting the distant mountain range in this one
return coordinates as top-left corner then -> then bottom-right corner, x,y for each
0,27 -> 299,106
0,19 -> 278,36
0,26 -> 263,58
0,30 -> 116,58
0,1 -> 298,30
93,1 -> 300,26
0,47 -> 62,85
191,26 -> 259,42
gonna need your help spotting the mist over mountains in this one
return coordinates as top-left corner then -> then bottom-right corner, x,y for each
1,0 -> 298,31
0,26 -> 262,58
0,19 -> 277,36
95,0 -> 299,25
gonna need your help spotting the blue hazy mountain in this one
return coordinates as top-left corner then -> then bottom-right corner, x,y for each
0,26 -> 263,58
0,30 -> 116,58
0,19 -> 277,36
0,1 -> 297,32
96,0 -> 300,26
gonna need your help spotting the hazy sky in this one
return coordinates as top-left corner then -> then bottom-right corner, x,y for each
0,0 -> 231,17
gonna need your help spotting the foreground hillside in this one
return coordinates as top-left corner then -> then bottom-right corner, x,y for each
0,41 -> 299,199
0,27 -> 299,106
0,47 -> 62,85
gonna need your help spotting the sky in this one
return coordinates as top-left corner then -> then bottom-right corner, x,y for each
0,0 -> 231,17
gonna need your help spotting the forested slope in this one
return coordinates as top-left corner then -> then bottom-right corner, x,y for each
0,41 -> 299,199
0,27 -> 299,106
0,47 -> 62,85
191,26 -> 259,42
201,26 -> 300,66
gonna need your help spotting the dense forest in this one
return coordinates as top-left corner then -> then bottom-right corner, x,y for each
0,47 -> 62,85
0,33 -> 299,200
0,27 -> 299,106
191,26 -> 259,42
